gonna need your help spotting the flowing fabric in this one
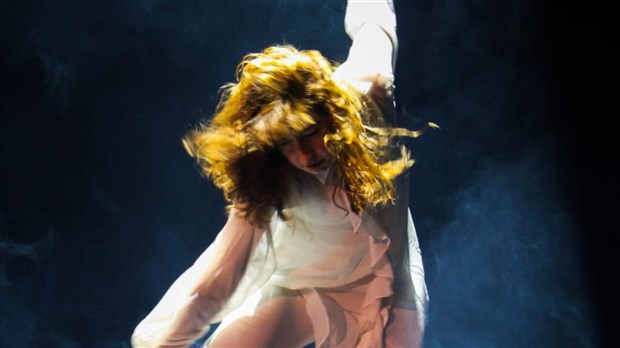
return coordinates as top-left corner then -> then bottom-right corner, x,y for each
132,165 -> 428,347
132,2 -> 429,345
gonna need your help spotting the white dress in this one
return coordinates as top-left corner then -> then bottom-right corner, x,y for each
131,165 -> 428,347
132,3 -> 428,346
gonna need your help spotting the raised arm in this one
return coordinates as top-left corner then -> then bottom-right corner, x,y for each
334,0 -> 397,96
338,1 -> 430,344
346,0 -> 397,69
333,0 -> 398,125
131,208 -> 267,348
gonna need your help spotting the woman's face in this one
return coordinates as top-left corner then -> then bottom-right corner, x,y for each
277,116 -> 332,175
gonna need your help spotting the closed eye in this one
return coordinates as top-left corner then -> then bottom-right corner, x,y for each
276,139 -> 292,148
300,125 -> 320,137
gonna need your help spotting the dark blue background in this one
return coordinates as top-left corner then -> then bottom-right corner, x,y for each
1,1 -> 616,347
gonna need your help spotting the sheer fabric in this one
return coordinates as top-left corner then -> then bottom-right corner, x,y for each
132,4 -> 429,345
132,165 -> 428,347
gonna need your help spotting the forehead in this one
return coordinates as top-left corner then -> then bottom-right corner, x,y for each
246,103 -> 326,147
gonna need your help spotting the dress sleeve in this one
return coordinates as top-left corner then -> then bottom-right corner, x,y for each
406,208 -> 429,328
343,0 -> 398,61
333,0 -> 398,124
332,0 -> 398,125
336,0 -> 430,340
131,208 -> 266,348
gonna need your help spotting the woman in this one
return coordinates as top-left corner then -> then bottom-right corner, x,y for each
132,1 -> 430,347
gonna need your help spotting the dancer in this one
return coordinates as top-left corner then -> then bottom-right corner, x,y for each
132,1 -> 430,346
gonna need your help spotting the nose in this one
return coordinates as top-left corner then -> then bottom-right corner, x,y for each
294,138 -> 314,163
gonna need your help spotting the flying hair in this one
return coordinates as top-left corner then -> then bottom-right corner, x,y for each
182,45 -> 435,225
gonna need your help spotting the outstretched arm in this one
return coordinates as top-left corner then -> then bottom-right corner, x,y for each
131,208 -> 266,348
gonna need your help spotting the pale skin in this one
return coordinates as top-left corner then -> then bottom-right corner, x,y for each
205,118 -> 330,347
132,8 -> 426,346
276,115 -> 333,175
208,113 -> 423,347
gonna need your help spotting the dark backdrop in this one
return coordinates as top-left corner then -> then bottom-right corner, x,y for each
1,1 -> 616,347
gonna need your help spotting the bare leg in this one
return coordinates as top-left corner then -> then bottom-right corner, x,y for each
384,307 -> 422,348
207,284 -> 315,348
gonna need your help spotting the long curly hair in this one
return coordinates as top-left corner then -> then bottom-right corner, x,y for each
183,45 -> 426,225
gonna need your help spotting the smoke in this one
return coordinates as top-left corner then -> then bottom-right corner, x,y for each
390,2 -> 600,344
0,0 -> 604,347
422,151 -> 597,347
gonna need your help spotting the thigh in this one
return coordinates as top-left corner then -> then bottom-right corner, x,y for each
207,284 -> 314,348
384,308 -> 422,348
